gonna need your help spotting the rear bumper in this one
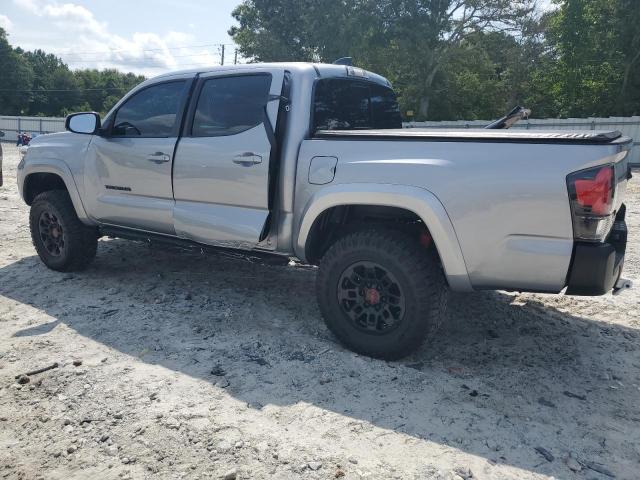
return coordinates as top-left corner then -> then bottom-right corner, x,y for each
565,205 -> 627,296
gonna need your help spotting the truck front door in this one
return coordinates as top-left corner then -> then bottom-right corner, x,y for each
84,77 -> 192,234
172,69 -> 284,248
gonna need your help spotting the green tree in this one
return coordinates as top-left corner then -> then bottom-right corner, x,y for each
615,0 -> 640,115
428,37 -> 508,121
0,28 -> 34,115
230,0 -> 536,119
0,29 -> 145,117
229,0 -> 364,62
74,69 -> 144,115
535,0 -> 640,118
544,0 -> 623,117
23,49 -> 82,116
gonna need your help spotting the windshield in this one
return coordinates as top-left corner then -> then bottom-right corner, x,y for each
312,78 -> 402,132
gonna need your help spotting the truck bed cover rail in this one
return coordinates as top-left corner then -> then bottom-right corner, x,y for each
314,128 -> 630,145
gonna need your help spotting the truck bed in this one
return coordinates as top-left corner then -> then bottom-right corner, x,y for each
314,128 -> 630,145
301,125 -> 632,293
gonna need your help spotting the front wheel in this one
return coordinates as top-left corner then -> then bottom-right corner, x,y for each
29,190 -> 97,272
316,228 -> 448,360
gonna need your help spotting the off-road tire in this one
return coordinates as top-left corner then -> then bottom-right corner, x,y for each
316,228 -> 448,360
29,190 -> 97,272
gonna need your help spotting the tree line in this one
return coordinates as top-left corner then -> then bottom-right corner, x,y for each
1,0 -> 639,121
230,0 -> 640,120
0,27 -> 144,117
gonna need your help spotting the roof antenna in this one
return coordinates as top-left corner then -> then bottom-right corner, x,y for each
333,57 -> 353,66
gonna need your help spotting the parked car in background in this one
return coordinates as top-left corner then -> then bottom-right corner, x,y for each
12,62 -> 634,359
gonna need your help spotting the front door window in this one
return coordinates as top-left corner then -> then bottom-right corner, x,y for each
112,81 -> 187,137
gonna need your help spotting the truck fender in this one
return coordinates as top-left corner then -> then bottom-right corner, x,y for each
20,159 -> 93,224
295,183 -> 473,292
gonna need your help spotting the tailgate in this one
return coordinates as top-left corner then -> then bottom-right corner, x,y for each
613,150 -> 632,211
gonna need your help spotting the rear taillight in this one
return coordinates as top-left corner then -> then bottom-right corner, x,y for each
567,165 -> 616,242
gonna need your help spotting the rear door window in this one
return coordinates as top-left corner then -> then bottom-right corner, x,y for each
192,74 -> 272,137
370,84 -> 403,129
313,79 -> 402,131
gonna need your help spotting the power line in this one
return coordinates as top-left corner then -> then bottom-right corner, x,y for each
64,51 -> 222,62
60,52 -> 242,69
0,58 -> 248,94
13,42 -> 243,74
0,87 -> 131,92
64,56 -> 223,65
61,60 -> 240,69
44,43 -> 236,58
32,48 -> 241,69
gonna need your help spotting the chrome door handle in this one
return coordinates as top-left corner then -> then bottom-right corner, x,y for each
232,152 -> 262,166
147,152 -> 171,164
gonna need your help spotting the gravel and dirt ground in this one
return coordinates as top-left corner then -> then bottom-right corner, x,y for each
1,143 -> 639,480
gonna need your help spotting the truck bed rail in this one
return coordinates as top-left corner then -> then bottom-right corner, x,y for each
314,128 -> 630,145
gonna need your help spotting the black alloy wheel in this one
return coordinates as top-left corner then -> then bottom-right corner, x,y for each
38,210 -> 66,257
337,261 -> 406,334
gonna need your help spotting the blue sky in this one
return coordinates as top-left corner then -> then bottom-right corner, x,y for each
0,0 -> 243,76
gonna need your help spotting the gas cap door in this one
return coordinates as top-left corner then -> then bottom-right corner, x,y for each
309,156 -> 338,185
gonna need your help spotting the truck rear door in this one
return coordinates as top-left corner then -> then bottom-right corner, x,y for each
172,68 -> 285,248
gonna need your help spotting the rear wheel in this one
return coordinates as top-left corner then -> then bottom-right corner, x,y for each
316,228 -> 447,360
29,190 -> 97,271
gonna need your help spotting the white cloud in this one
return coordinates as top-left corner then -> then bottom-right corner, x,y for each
11,0 -> 222,76
12,0 -> 39,14
0,14 -> 14,32
537,0 -> 556,12
41,2 -> 109,36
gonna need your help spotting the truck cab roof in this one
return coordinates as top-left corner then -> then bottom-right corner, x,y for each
151,62 -> 393,88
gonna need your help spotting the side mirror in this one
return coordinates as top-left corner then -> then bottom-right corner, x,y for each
0,131 -> 5,137
66,112 -> 101,135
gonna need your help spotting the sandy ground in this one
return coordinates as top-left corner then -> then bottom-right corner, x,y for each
0,143 -> 639,480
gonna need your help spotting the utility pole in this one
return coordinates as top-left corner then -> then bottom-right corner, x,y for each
220,44 -> 225,66
234,49 -> 238,65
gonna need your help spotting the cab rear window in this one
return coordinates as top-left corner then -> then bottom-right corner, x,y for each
313,79 -> 402,132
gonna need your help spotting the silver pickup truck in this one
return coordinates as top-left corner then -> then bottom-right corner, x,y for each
14,62 -> 632,359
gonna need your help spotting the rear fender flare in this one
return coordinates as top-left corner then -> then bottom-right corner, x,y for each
295,183 -> 472,292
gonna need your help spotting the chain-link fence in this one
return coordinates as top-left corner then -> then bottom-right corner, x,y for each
0,116 -> 66,143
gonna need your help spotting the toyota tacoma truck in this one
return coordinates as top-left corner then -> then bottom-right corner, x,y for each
13,63 -> 632,359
